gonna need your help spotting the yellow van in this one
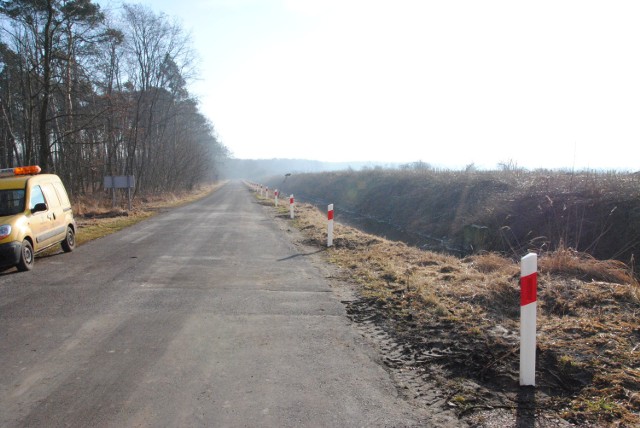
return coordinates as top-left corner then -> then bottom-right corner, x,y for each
0,166 -> 76,271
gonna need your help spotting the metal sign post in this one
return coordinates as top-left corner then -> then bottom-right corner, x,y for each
104,175 -> 136,211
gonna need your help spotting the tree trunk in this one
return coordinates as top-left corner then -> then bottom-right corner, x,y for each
38,0 -> 54,171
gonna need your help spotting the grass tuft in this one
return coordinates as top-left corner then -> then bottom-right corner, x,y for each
539,246 -> 638,285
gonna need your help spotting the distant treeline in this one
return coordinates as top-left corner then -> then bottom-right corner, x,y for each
0,1 -> 228,196
221,158 -> 401,181
267,167 -> 640,273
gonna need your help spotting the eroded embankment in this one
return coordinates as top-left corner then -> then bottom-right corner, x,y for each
266,169 -> 640,274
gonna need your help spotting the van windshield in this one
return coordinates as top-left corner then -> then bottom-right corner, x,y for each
0,189 -> 25,216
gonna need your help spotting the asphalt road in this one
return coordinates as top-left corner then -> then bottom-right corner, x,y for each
0,181 -> 433,427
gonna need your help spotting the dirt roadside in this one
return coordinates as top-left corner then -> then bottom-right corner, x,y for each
259,195 -> 639,428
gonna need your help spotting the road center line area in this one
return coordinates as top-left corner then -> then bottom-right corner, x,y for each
0,181 -> 453,427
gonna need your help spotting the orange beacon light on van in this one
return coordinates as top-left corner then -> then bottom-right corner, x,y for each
0,165 -> 41,178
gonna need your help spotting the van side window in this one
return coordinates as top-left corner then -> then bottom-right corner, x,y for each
41,183 -> 62,209
52,182 -> 71,206
29,185 -> 46,210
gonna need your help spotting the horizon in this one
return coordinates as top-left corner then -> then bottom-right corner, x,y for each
224,157 -> 640,173
100,1 -> 640,171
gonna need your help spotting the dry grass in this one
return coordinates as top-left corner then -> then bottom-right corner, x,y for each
73,183 -> 223,216
539,246 -> 637,285
72,183 -> 224,246
264,191 -> 640,426
269,168 -> 640,277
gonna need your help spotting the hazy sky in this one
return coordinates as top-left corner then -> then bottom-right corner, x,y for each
104,1 -> 639,170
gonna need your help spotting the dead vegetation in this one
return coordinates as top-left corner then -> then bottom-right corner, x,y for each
71,183 -> 223,246
268,168 -> 640,276
267,195 -> 639,427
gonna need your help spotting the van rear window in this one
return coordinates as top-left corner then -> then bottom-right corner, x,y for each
0,189 -> 25,216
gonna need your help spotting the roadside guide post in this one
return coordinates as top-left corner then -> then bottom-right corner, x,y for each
520,252 -> 538,386
327,204 -> 334,247
274,190 -> 279,206
289,195 -> 295,219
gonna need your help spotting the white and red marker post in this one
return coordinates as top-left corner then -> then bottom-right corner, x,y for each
327,204 -> 334,247
289,194 -> 295,219
274,189 -> 279,206
520,252 -> 538,386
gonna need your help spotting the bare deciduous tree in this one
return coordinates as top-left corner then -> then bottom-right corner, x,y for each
0,1 -> 227,199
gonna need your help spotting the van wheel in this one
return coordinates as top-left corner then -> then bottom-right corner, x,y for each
61,226 -> 76,252
17,240 -> 34,271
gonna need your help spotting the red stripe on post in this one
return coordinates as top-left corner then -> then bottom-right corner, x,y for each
328,210 -> 334,220
520,272 -> 537,306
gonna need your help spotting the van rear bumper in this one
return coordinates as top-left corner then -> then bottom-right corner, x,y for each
0,241 -> 21,267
